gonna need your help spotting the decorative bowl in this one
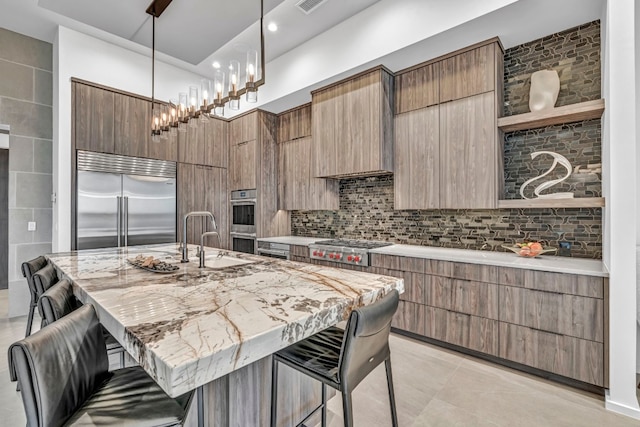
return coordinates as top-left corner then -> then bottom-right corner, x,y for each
501,244 -> 557,258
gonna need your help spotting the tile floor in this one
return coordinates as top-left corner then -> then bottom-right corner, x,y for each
0,289 -> 638,426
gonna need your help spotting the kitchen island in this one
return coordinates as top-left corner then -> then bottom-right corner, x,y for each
45,244 -> 403,426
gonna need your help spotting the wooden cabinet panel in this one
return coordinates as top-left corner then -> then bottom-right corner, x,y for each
495,266 -> 526,287
204,118 -> 228,168
424,275 -> 498,320
369,254 -> 425,273
439,44 -> 496,103
524,270 -> 604,298
229,139 -> 257,191
178,121 -> 205,164
392,301 -> 425,336
311,67 -> 393,178
114,93 -> 149,158
147,127 -> 178,161
439,92 -> 498,209
290,245 -> 309,258
277,104 -> 311,143
395,62 -> 440,114
425,306 -> 499,356
387,270 -> 425,304
499,323 -> 604,386
74,83 -> 115,153
499,286 -> 604,342
229,112 -> 257,144
394,106 -> 440,209
279,137 -> 339,211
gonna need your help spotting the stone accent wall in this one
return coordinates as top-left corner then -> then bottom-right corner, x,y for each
291,175 -> 602,259
291,21 -> 603,260
0,28 -> 53,315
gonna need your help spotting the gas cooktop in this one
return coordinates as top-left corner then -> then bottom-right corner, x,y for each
308,239 -> 393,267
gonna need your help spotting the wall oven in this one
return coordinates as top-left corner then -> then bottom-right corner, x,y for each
231,189 -> 256,254
257,242 -> 290,260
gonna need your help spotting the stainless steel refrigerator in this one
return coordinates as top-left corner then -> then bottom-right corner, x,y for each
76,151 -> 176,250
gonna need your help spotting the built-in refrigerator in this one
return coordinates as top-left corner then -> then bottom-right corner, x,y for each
76,151 -> 176,250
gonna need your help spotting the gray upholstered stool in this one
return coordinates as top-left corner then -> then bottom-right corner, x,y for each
9,304 -> 194,427
20,256 -> 48,337
38,278 -> 128,368
271,290 -> 400,427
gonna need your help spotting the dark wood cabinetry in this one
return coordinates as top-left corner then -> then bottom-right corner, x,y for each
179,117 -> 228,168
74,83 -> 115,153
114,93 -> 150,158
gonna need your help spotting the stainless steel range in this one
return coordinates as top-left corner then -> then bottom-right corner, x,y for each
308,239 -> 393,267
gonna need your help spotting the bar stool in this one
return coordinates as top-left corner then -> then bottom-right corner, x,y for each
38,278 -> 128,368
271,290 -> 400,427
9,304 -> 194,427
20,256 -> 48,337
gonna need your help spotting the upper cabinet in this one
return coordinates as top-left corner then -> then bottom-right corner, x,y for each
394,40 -> 503,210
114,92 -> 150,158
74,82 -> 115,153
278,104 -> 339,211
178,117 -> 228,168
311,66 -> 394,178
229,112 -> 258,191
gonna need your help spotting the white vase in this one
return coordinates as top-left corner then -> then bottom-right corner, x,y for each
528,69 -> 560,112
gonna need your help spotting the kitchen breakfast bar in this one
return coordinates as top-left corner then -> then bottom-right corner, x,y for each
45,244 -> 404,426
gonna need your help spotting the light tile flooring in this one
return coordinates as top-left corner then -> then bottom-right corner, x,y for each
0,289 -> 638,426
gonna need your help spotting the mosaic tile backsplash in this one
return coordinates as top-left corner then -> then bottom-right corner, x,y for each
291,21 -> 603,260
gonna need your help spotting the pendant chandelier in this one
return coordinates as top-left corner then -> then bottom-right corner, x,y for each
147,0 -> 266,142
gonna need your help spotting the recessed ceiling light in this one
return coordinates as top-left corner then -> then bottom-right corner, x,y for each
267,22 -> 278,32
212,61 -> 221,69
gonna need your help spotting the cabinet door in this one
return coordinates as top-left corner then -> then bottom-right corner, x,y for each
229,139 -> 257,191
439,44 -> 496,103
279,137 -> 339,211
278,104 -> 311,143
204,118 -> 228,168
74,83 -> 115,153
114,93 -> 149,158
229,112 -> 257,144
178,120 -> 205,164
439,92 -> 498,209
311,85 -> 340,177
177,163 -> 197,245
395,62 -> 440,114
394,106 -> 439,209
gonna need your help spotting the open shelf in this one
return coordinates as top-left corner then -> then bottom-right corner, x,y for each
498,197 -> 605,209
497,99 -> 605,132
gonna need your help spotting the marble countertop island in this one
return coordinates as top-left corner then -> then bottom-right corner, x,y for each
46,244 -> 403,398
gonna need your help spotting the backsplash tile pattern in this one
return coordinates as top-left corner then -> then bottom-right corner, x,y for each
291,21 -> 603,260
291,175 -> 602,259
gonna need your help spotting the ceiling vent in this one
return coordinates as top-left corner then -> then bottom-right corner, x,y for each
295,0 -> 328,15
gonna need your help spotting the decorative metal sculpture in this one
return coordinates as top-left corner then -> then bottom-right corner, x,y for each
519,151 -> 574,199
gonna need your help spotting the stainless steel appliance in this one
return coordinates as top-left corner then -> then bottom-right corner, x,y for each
230,189 -> 256,254
308,239 -> 393,267
76,151 -> 176,250
257,241 -> 290,260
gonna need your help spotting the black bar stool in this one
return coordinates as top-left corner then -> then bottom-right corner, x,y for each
20,256 -> 48,337
271,290 -> 400,427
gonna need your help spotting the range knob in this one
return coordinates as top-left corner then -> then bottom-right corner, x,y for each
313,251 -> 318,256
329,253 -> 335,259
334,254 -> 342,260
354,255 -> 361,263
347,255 -> 353,261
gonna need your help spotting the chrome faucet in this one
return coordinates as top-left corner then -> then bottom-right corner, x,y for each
181,211 -> 217,263
199,231 -> 221,268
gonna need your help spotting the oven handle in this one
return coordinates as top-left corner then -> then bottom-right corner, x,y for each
257,248 -> 289,258
230,199 -> 257,205
230,231 -> 257,238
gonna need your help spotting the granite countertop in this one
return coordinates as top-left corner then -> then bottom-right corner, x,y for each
46,244 -> 403,398
258,236 -> 608,277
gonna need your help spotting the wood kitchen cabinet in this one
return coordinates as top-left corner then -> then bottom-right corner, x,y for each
393,39 -> 503,210
74,82 -> 115,153
311,66 -> 394,178
114,92 -> 150,158
178,117 -> 227,167
229,139 -> 257,191
278,104 -> 339,211
177,163 -> 228,249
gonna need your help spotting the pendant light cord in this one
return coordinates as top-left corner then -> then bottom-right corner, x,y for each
151,16 -> 156,114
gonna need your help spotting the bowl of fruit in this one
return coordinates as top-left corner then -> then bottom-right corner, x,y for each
501,242 -> 557,258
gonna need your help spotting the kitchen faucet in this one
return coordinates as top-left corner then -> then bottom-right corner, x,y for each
181,211 -> 217,263
199,231 -> 221,268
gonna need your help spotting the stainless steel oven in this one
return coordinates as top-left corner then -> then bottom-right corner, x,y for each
231,189 -> 257,254
257,242 -> 290,260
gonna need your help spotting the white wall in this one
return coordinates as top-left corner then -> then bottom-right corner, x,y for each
53,26 -> 210,252
602,0 -> 640,419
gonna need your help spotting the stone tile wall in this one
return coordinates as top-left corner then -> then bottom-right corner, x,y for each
291,21 -> 603,260
0,28 -> 53,316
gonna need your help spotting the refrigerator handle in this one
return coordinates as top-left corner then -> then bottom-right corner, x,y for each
124,196 -> 129,247
116,196 -> 122,247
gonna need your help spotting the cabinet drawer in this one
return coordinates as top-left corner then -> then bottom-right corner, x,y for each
498,323 -> 604,386
290,245 -> 308,258
426,306 -> 499,356
499,286 -> 604,342
425,276 -> 499,320
524,270 -> 604,298
424,260 -> 500,283
369,255 -> 425,273
392,301 -> 425,336
387,270 -> 425,304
